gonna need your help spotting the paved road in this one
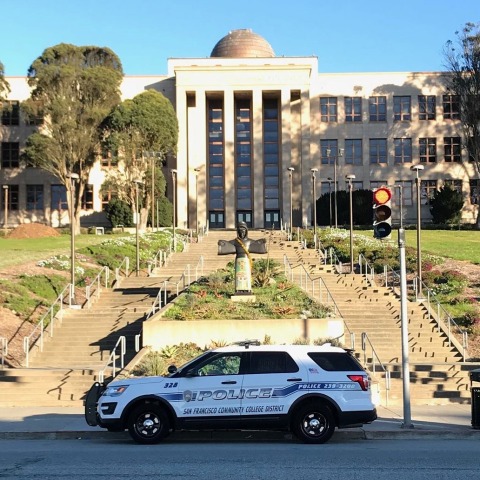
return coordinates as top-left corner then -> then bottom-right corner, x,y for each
0,438 -> 478,480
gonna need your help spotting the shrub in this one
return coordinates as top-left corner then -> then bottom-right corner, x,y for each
105,198 -> 133,227
429,184 -> 464,225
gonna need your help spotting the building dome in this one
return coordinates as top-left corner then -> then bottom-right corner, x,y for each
210,29 -> 275,58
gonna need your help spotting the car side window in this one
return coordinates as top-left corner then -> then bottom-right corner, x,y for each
196,353 -> 243,376
308,352 -> 364,371
247,352 -> 299,374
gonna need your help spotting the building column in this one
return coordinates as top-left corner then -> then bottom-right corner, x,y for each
281,88 -> 292,230
175,87 -> 188,229
223,89 -> 235,228
300,88 -> 311,227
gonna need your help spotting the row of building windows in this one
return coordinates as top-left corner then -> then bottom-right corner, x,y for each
1,184 -> 96,210
320,137 -> 468,165
1,136 -> 471,170
321,94 -> 460,123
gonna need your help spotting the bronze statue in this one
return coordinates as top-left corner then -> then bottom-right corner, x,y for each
218,222 -> 267,295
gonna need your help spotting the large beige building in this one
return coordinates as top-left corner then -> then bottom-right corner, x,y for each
1,29 -> 479,230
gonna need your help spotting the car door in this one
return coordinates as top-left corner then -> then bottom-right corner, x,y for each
241,351 -> 304,418
173,351 -> 246,425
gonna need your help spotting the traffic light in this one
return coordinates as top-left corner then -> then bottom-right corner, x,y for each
373,187 -> 392,239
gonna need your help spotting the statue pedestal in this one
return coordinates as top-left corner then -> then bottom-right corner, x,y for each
231,294 -> 256,303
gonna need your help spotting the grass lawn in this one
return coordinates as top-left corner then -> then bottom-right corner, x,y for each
0,233 -> 131,270
357,229 -> 480,264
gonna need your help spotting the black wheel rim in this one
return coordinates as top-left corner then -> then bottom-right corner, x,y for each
134,411 -> 161,438
301,411 -> 328,438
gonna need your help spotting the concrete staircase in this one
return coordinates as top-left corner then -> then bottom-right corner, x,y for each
0,229 -> 477,407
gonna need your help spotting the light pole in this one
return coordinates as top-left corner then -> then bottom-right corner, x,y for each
194,167 -> 202,235
346,174 -> 356,273
2,185 -> 8,229
171,169 -> 177,251
66,173 -> 79,304
311,168 -> 318,249
287,167 -> 294,234
327,177 -> 333,228
410,164 -> 425,298
134,179 -> 143,277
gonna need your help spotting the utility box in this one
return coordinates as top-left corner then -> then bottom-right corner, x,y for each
470,369 -> 480,429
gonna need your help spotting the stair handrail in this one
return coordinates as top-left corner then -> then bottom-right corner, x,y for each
23,283 -> 72,367
358,254 -> 375,285
361,332 -> 391,403
0,337 -> 7,369
98,335 -> 126,383
414,277 -> 469,361
283,254 -> 355,349
85,266 -> 110,309
115,256 -> 130,283
380,264 -> 402,296
327,247 -> 344,274
145,281 -> 168,319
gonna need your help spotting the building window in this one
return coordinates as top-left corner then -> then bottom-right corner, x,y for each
2,185 -> 19,211
443,95 -> 460,119
418,95 -> 436,120
1,101 -> 20,126
370,181 -> 388,191
444,137 -> 462,162
470,179 -> 479,205
394,138 -> 412,164
345,139 -> 362,165
263,97 -> 280,220
1,142 -> 20,168
369,139 -> 387,164
344,97 -> 362,122
235,98 -> 252,223
444,179 -> 462,194
81,184 -> 94,210
393,181 -> 413,207
419,138 -> 437,163
51,184 -> 68,210
101,147 -> 118,168
207,98 -> 225,227
422,180 -> 437,205
393,96 -> 411,121
320,97 -> 337,122
320,140 -> 338,165
101,190 -> 114,211
369,96 -> 386,122
26,185 -> 44,210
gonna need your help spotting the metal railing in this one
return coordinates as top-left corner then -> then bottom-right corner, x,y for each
145,281 -> 168,319
85,266 -> 110,309
358,254 -> 376,286
414,278 -> 469,360
23,284 -> 72,367
115,256 -> 130,283
0,337 -> 7,368
98,336 -> 126,383
361,332 -> 391,404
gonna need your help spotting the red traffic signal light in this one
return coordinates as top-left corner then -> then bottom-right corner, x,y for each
373,187 -> 392,239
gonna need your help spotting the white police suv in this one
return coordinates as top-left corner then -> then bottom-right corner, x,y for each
85,342 -> 377,444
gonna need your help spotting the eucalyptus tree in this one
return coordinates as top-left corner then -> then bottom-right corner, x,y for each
101,89 -> 178,231
21,43 -> 124,233
0,61 -> 10,100
443,22 -> 480,228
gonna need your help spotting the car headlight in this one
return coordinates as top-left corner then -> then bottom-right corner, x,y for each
103,385 -> 129,397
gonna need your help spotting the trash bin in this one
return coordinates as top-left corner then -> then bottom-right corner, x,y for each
470,369 -> 480,429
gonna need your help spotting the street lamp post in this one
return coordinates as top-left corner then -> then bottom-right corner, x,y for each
66,173 -> 79,305
327,177 -> 333,228
287,167 -> 294,234
171,169 -> 177,251
2,185 -> 8,229
311,168 -> 318,249
410,164 -> 425,298
134,180 -> 143,277
346,174 -> 356,273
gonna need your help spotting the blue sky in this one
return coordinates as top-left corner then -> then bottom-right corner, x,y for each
1,0 -> 478,76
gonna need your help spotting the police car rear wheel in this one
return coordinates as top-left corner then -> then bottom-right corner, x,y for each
293,404 -> 335,444
128,404 -> 170,444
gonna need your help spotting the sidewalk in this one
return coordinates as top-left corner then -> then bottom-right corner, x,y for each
0,403 -> 478,441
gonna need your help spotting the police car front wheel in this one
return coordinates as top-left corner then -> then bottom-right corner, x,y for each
293,403 -> 336,444
127,403 -> 170,444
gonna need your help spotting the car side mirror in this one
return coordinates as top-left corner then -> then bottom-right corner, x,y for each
167,365 -> 177,374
